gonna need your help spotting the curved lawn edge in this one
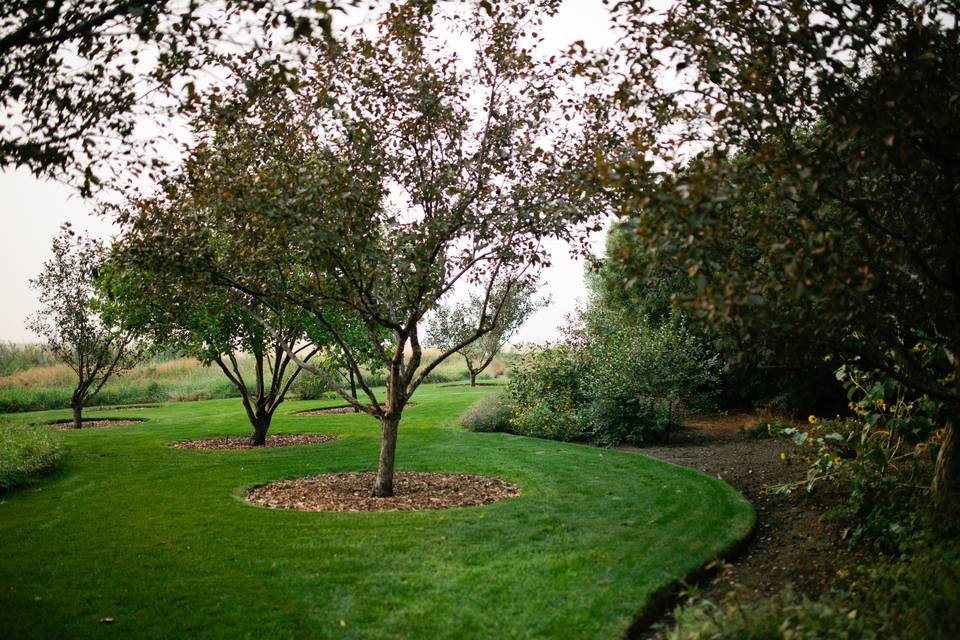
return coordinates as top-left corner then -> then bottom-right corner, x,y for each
610,450 -> 757,638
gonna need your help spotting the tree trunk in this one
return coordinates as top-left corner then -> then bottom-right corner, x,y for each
249,413 -> 271,446
932,416 -> 960,497
470,371 -> 477,387
373,415 -> 401,497
72,403 -> 83,430
350,369 -> 359,412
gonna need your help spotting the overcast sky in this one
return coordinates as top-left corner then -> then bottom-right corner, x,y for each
0,0 -> 617,345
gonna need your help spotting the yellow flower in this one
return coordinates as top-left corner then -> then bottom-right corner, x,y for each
874,399 -> 886,410
823,354 -> 833,363
914,342 -> 928,353
834,457 -> 843,466
779,451 -> 787,461
916,442 -> 928,453
808,415 -> 818,424
946,372 -> 957,383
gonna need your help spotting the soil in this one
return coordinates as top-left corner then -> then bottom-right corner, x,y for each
292,402 -> 417,417
48,419 -> 145,430
246,471 -> 521,512
624,413 -> 865,637
171,434 -> 337,450
88,404 -> 160,412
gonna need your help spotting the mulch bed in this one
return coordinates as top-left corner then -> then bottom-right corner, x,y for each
49,419 -> 144,430
171,434 -> 337,450
89,404 -> 160,412
246,471 -> 521,512
624,413 -> 867,637
292,403 -> 417,417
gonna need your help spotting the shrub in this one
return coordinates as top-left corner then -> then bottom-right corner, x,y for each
580,319 -> 722,446
658,541 -> 960,640
507,345 -> 586,441
458,393 -> 514,433
291,371 -> 332,400
0,423 -> 65,492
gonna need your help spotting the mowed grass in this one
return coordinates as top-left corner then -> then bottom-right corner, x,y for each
0,384 -> 753,639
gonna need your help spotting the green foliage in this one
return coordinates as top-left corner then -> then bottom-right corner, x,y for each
605,0 -> 960,490
458,393 -> 513,433
290,371 -> 333,401
580,316 -> 722,446
506,315 -> 721,446
773,362 -> 944,550
0,424 -> 64,493
507,345 -> 586,441
660,541 -> 960,640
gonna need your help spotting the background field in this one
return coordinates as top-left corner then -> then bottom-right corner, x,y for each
0,343 -> 509,413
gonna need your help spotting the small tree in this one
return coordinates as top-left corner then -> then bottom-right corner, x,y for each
116,1 -> 616,496
428,279 -> 548,386
27,228 -> 145,428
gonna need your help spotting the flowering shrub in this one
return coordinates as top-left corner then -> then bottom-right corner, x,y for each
772,358 -> 945,549
507,345 -> 585,441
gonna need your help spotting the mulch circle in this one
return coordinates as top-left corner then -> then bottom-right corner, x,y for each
292,402 -> 417,417
246,471 -> 521,512
171,434 -> 337,450
48,419 -> 144,430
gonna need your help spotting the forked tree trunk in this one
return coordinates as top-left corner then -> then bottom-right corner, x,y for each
932,416 -> 960,498
71,402 -> 83,430
469,371 -> 477,387
373,414 -> 401,497
249,414 -> 272,446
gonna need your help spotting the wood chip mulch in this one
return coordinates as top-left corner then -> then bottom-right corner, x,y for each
171,434 -> 337,450
246,471 -> 521,512
292,402 -> 417,417
49,419 -> 144,430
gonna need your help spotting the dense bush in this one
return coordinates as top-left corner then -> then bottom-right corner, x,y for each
458,393 -> 513,433
0,424 -> 65,492
507,314 -> 722,446
507,345 -> 586,441
580,317 -> 721,446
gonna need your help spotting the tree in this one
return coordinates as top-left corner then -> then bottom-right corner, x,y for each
604,1 -> 960,495
102,245 -> 333,445
115,0 -> 616,496
427,279 -> 548,386
27,227 -> 145,428
0,0 -> 349,196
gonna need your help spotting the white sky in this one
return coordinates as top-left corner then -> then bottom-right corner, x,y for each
0,0 -> 617,345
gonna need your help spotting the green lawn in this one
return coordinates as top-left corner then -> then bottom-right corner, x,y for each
0,384 -> 753,639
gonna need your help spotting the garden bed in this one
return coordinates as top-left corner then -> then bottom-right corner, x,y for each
171,434 -> 337,450
246,471 -> 520,512
625,413 -> 864,638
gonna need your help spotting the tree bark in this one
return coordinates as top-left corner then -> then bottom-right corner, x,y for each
71,402 -> 83,430
932,416 -> 960,497
350,369 -> 359,412
373,414 -> 401,497
249,414 -> 271,446
470,371 -> 477,387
